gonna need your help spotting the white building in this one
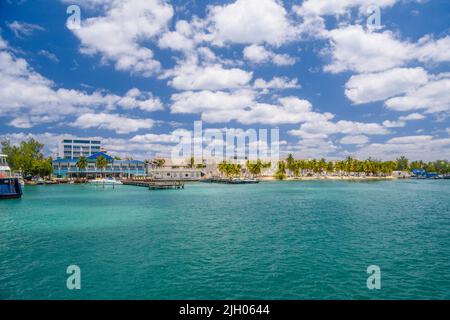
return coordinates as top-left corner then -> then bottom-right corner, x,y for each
147,159 -> 203,180
58,139 -> 102,159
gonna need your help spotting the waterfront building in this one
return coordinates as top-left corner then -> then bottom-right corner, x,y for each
52,151 -> 145,179
147,158 -> 203,180
58,139 -> 102,159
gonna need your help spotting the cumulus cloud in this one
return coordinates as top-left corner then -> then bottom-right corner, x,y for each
243,44 -> 296,66
0,37 -> 163,128
70,0 -> 173,76
297,0 -> 400,16
385,76 -> 450,113
324,25 -> 450,74
206,0 -> 296,46
345,68 -> 429,104
72,113 -> 154,134
168,64 -> 253,91
340,135 -> 369,145
254,77 -> 300,91
7,21 -> 45,38
356,135 -> 450,161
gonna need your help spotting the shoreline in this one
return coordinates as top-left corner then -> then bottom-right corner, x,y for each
259,176 -> 397,181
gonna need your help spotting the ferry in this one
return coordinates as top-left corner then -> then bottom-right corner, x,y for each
0,154 -> 23,199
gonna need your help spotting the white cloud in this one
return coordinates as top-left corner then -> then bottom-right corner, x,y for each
207,0 -> 296,46
38,50 -> 59,63
382,112 -> 425,129
415,35 -> 450,64
171,90 -> 255,121
73,113 -> 154,134
385,77 -> 450,113
399,113 -> 425,121
356,135 -> 450,161
243,44 -> 296,66
254,77 -> 300,91
116,88 -> 163,112
340,135 -> 369,145
382,120 -> 405,128
1,131 -> 178,160
324,25 -> 450,74
324,25 -> 415,74
345,67 -> 429,104
0,39 -> 163,128
71,0 -> 173,76
298,0 -> 399,16
290,119 -> 390,139
171,90 -> 331,125
7,21 -> 45,38
168,64 -> 253,91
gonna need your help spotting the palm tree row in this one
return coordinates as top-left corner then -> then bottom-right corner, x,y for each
217,161 -> 242,178
283,154 -> 398,177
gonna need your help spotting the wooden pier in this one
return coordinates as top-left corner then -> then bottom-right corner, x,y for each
148,181 -> 184,190
121,179 -> 184,190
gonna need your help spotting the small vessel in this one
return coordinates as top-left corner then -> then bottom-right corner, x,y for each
88,177 -> 123,185
0,154 -> 23,199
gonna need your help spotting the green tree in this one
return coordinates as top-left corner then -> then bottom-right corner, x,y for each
396,156 -> 409,171
76,156 -> 88,178
1,138 -> 47,177
275,161 -> 287,180
96,156 -> 108,177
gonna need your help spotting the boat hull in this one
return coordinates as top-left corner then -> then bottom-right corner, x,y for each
0,178 -> 23,200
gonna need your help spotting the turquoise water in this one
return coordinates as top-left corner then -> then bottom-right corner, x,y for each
1,180 -> 450,300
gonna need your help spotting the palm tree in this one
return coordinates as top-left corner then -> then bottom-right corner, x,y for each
275,161 -> 286,180
246,160 -> 264,177
286,154 -> 295,176
76,156 -> 88,178
96,155 -> 108,178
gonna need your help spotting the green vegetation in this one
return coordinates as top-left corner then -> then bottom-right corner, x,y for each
280,155 -> 450,177
75,156 -> 88,177
217,161 -> 242,178
1,138 -> 53,178
95,155 -> 108,177
245,160 -> 271,177
275,161 -> 287,180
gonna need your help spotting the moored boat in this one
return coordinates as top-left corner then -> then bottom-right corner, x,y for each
0,154 -> 23,199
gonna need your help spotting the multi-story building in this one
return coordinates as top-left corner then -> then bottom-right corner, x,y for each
52,151 -> 146,179
58,139 -> 102,159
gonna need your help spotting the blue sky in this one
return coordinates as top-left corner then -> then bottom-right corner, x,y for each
0,0 -> 449,160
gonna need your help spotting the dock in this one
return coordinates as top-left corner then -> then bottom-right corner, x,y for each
203,178 -> 260,184
148,181 -> 184,190
121,179 -> 185,190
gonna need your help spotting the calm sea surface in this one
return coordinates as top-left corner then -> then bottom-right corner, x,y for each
1,180 -> 450,299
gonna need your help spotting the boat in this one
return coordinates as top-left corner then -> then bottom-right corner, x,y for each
0,154 -> 23,199
88,177 -> 123,185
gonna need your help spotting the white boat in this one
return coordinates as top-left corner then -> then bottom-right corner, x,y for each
88,177 -> 123,185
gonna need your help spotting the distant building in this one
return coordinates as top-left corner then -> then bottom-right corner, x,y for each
52,151 -> 145,178
58,138 -> 102,159
147,158 -> 203,180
